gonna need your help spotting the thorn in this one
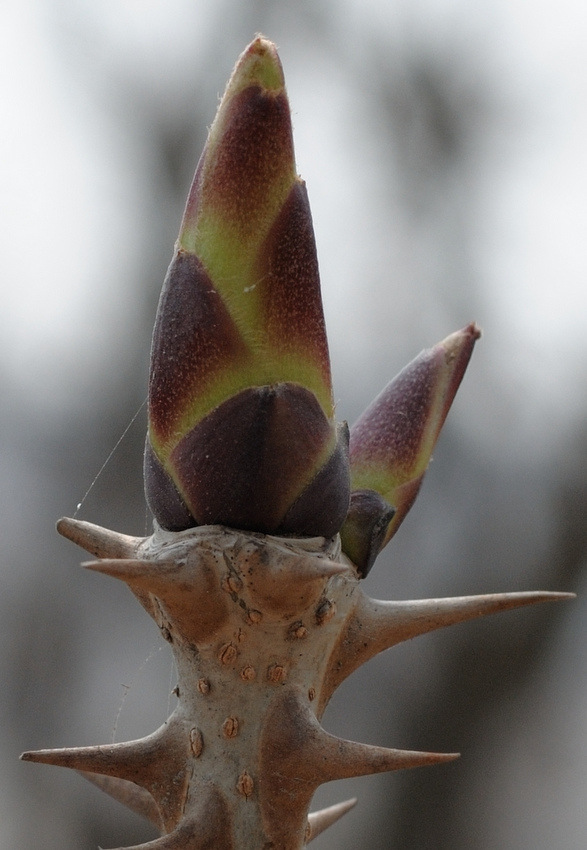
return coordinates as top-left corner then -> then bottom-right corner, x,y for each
99,824 -> 197,850
262,688 -> 459,787
21,738 -> 161,782
322,589 -> 576,704
21,719 -> 191,828
82,558 -> 179,589
258,690 -> 458,850
244,550 -> 348,616
82,556 -> 165,625
57,517 -> 143,559
83,556 -> 230,643
306,797 -> 357,842
315,739 -> 459,781
290,559 -> 348,580
101,788 -> 232,849
100,832 -> 192,850
79,772 -> 163,830
367,590 -> 576,648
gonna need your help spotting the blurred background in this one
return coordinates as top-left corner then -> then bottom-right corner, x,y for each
2,1 -> 586,847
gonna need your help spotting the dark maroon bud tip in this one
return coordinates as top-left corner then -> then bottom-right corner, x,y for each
144,439 -> 197,532
169,384 -> 346,536
278,422 -> 350,538
339,489 -> 396,578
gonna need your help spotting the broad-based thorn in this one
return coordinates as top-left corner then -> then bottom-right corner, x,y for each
83,556 -> 230,645
57,517 -> 143,559
82,558 -> 181,588
306,797 -> 357,842
321,590 -> 576,704
79,772 -> 163,830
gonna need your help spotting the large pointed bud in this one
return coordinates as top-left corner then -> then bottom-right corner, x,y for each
145,37 -> 349,537
341,324 -> 480,573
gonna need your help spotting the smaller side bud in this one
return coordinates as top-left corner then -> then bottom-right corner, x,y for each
343,324 -> 480,568
339,490 -> 395,578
